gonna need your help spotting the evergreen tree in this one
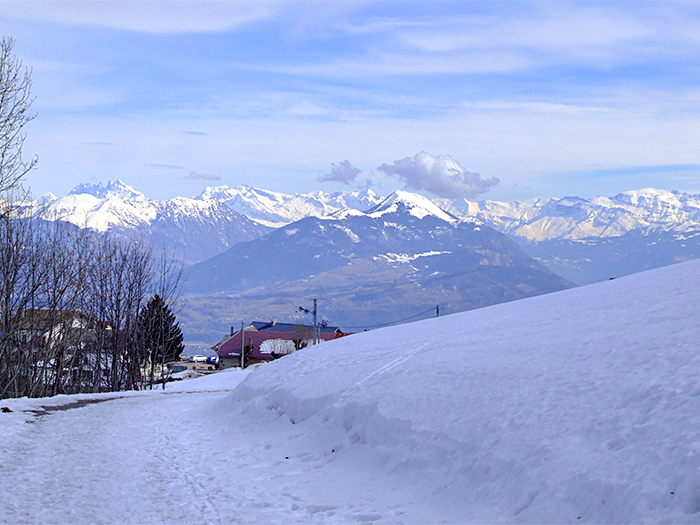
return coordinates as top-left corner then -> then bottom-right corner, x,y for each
139,295 -> 184,386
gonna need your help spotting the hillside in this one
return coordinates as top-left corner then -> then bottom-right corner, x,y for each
3,259 -> 699,523
226,257 -> 700,523
183,190 -> 569,340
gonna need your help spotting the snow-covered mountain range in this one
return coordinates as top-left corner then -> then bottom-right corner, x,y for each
48,182 -> 700,243
198,185 -> 382,228
39,181 -> 270,265
434,188 -> 700,283
39,181 -> 700,285
45,181 -> 700,242
439,188 -> 700,242
38,181 -> 383,264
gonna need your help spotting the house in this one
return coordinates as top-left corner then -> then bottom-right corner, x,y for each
5,308 -> 114,391
12,309 -> 98,349
210,332 -> 233,353
217,321 -> 348,369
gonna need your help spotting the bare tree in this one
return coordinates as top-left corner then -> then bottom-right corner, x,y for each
0,211 -> 187,399
0,37 -> 36,194
0,38 -> 192,399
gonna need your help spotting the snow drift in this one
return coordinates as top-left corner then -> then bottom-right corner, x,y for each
224,258 -> 700,523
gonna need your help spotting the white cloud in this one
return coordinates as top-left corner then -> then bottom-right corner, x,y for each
398,7 -> 652,59
378,152 -> 499,199
23,103 -> 700,202
271,51 -> 531,77
459,100 -> 613,115
11,1 -> 700,202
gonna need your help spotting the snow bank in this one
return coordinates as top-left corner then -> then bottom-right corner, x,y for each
224,258 -> 700,523
163,365 -> 254,392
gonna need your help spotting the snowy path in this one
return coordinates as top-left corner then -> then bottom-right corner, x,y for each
2,390 -> 231,524
0,372 -> 430,524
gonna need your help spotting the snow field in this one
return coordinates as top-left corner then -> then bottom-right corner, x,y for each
226,258 -> 700,523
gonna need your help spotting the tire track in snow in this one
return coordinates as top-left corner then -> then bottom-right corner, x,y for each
337,342 -> 429,404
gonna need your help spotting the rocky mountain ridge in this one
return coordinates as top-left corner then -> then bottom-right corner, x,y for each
49,181 -> 700,243
39,180 -> 269,265
197,184 -> 383,228
438,188 -> 700,242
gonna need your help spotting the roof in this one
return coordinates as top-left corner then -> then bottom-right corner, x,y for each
250,321 -> 342,334
218,329 -> 340,360
210,334 -> 232,351
14,309 -> 94,331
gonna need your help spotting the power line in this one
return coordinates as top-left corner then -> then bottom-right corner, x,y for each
340,306 -> 438,330
325,233 -> 700,331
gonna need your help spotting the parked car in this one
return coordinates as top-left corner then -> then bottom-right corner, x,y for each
192,355 -> 207,363
206,356 -> 219,365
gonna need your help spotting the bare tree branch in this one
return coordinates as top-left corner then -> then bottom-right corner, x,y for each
0,36 -> 37,194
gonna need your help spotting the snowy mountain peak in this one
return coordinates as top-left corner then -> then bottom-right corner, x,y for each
69,179 -> 145,201
608,188 -> 679,206
41,181 -> 269,263
196,184 -> 383,228
437,187 -> 700,243
38,192 -> 57,204
69,181 -> 103,197
366,190 -> 459,223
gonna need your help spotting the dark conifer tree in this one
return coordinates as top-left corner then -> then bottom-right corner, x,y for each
139,294 -> 184,386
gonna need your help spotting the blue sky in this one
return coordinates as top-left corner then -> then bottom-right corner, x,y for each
3,1 -> 700,201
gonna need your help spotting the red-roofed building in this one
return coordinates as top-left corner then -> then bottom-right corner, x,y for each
218,325 -> 347,369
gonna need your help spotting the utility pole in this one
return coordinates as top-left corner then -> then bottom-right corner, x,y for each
313,298 -> 318,345
436,304 -> 440,317
300,297 -> 325,345
240,321 -> 245,369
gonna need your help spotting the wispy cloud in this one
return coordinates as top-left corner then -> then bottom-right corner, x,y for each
0,1 -> 274,34
12,1 -> 700,201
395,8 -> 651,59
185,171 -> 221,181
146,163 -> 187,171
569,164 -> 700,180
265,4 -> 700,77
